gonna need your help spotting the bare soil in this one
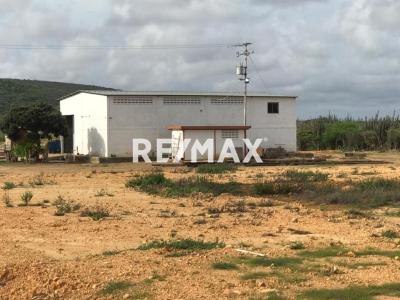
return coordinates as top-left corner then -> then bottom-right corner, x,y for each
1,151 -> 400,299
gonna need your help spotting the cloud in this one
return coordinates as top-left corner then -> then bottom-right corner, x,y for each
0,0 -> 398,117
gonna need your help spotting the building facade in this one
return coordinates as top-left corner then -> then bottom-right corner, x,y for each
59,91 -> 297,158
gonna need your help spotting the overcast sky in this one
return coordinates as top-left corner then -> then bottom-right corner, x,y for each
0,0 -> 399,118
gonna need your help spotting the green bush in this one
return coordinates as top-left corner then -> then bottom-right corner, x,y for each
20,191 -> 33,206
2,182 -> 16,190
80,205 -> 110,220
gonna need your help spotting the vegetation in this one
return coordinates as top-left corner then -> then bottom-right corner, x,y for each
99,281 -> 134,296
0,78 -> 114,114
298,283 -> 400,300
137,239 -> 225,251
196,164 -> 237,174
298,113 -> 400,151
2,192 -> 12,207
2,182 -> 16,190
53,196 -> 81,216
212,262 -> 239,270
126,173 -> 241,197
80,205 -> 110,220
20,191 -> 33,206
126,172 -> 400,208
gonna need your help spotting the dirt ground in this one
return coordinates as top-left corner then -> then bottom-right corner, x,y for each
1,151 -> 400,299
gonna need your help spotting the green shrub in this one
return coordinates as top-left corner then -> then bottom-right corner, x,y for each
197,164 -> 237,174
53,196 -> 81,216
20,191 -> 33,206
80,205 -> 110,220
2,182 -> 16,190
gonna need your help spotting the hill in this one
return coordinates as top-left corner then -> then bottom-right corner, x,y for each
0,78 -> 115,113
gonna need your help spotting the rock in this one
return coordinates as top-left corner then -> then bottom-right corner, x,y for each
123,294 -> 130,299
346,251 -> 356,257
92,284 -> 97,289
395,256 -> 399,260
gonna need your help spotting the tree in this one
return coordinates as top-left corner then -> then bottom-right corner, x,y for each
322,122 -> 362,150
0,103 -> 66,142
0,103 -> 66,160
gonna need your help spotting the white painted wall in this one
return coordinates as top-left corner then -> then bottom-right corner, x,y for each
60,92 -> 297,157
60,93 -> 108,156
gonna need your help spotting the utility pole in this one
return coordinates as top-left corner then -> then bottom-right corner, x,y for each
235,42 -> 253,158
235,42 -> 253,126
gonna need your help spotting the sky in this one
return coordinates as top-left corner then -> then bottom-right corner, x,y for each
0,0 -> 399,118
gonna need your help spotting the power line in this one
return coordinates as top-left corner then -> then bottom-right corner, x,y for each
0,43 -> 230,50
249,55 -> 269,92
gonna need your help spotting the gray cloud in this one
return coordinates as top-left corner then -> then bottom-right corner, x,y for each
0,0 -> 399,118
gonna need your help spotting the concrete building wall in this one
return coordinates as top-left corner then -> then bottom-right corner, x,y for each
60,92 -> 297,158
60,93 -> 108,156
107,95 -> 296,157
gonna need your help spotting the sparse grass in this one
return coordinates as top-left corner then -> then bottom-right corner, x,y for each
126,173 -> 241,197
298,245 -> 348,259
355,248 -> 400,258
102,250 -> 123,256
2,182 -> 16,190
137,239 -> 225,251
2,191 -> 12,207
20,191 -> 33,206
240,271 -> 269,280
298,283 -> 400,300
289,241 -> 305,250
334,260 -> 386,269
99,281 -> 134,296
80,205 -> 110,220
283,170 -> 328,183
95,189 -> 114,197
212,262 -> 239,270
346,209 -> 373,219
382,229 -> 399,239
236,256 -> 303,268
196,164 -> 237,174
271,270 -> 308,284
385,209 -> 400,217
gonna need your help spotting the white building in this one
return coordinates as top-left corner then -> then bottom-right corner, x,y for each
59,91 -> 297,158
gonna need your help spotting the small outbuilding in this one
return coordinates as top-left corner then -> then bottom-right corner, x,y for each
168,125 -> 251,162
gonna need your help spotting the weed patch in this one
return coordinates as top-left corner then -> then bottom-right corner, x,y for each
298,283 -> 400,300
80,205 -> 110,220
196,164 -> 237,174
212,262 -> 239,270
2,182 -> 16,190
99,281 -> 134,296
138,239 -> 225,251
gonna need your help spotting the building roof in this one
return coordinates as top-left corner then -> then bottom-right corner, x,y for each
167,125 -> 252,131
58,90 -> 297,101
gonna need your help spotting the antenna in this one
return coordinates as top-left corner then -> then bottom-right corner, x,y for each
233,42 -> 253,158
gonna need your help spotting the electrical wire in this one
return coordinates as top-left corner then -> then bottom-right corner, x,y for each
249,55 -> 269,92
0,43 -> 230,50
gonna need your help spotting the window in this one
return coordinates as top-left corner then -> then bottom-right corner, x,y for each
211,96 -> 243,105
163,96 -> 201,105
113,96 -> 153,104
268,102 -> 279,114
221,130 -> 239,139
